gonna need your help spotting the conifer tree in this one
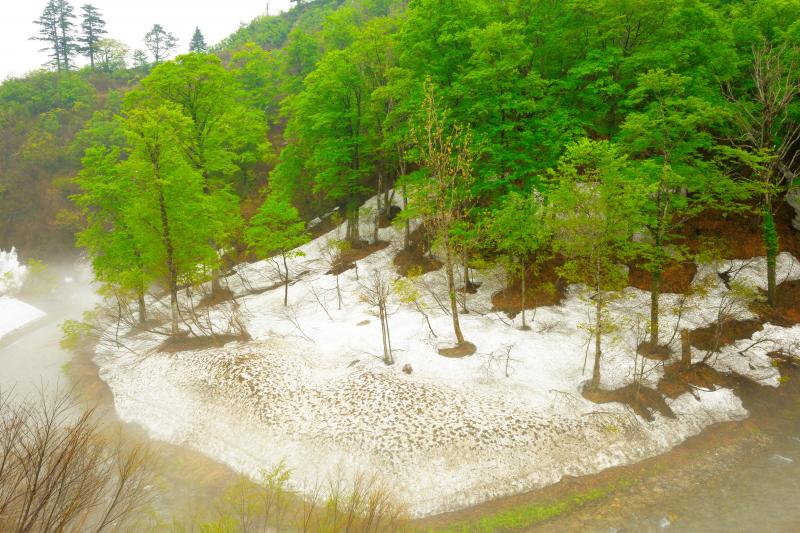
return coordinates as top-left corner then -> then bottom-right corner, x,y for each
189,27 -> 208,53
78,4 -> 107,70
55,0 -> 78,70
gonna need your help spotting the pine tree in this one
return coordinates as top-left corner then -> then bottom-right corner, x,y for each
31,0 -> 62,71
54,0 -> 78,71
189,27 -> 208,53
144,24 -> 178,64
78,4 -> 107,70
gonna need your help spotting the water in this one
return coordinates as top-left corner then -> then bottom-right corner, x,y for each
0,264 -> 98,399
618,364 -> 800,533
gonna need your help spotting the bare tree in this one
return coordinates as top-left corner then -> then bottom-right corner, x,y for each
360,270 -> 395,365
409,81 -> 477,353
0,390 -> 155,532
321,239 -> 350,310
725,40 -> 800,306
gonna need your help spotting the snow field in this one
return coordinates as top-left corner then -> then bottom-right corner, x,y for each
94,198 -> 800,516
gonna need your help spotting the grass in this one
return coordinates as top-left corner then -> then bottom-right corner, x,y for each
432,479 -> 635,533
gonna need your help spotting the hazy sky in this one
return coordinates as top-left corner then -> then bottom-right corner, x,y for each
2,0 -> 293,80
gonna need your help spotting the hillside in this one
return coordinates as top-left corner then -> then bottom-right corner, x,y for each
2,0 -> 800,528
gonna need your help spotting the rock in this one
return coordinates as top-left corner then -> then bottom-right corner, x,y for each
788,187 -> 800,231
357,320 -> 370,326
402,364 -> 413,375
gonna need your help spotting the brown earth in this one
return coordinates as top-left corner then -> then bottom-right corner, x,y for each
627,261 -> 697,293
328,240 -> 391,276
491,257 -> 568,316
682,201 -> 800,260
583,384 -> 676,422
394,226 -> 443,276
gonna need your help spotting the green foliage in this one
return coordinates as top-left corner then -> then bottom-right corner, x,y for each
246,194 -> 310,259
439,478 -> 635,532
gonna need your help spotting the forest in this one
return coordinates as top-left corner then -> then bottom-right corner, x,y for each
1,0 -> 800,530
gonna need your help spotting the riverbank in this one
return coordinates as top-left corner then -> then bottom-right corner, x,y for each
66,328 -> 800,531
415,359 -> 800,532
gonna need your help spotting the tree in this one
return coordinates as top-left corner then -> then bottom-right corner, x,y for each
620,69 -> 748,352
122,103 -> 236,335
132,49 -> 149,70
55,0 -> 78,70
144,24 -> 178,64
133,53 -> 268,295
409,82 -> 477,353
78,3 -> 107,70
360,270 -> 395,365
245,194 -> 310,306
725,41 -> 800,307
74,145 -> 150,324
31,1 -> 62,71
31,0 -> 77,72
189,26 -> 208,53
96,38 -> 129,72
548,139 -> 646,391
0,391 -> 154,532
488,191 -> 551,330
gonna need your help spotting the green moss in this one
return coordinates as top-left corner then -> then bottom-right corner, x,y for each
434,479 -> 634,532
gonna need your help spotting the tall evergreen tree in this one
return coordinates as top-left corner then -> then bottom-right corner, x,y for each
31,0 -> 62,71
78,4 -> 107,70
55,0 -> 78,71
189,27 -> 208,53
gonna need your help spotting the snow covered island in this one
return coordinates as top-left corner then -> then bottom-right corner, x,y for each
94,198 -> 800,517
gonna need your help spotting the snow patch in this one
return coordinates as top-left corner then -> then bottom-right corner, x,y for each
92,197 -> 800,517
0,297 -> 46,341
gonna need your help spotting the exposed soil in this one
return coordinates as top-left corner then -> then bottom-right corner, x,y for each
327,240 -> 391,275
198,286 -> 235,309
627,261 -> 697,293
657,362 -> 740,399
688,318 -> 765,352
636,341 -> 673,361
582,384 -> 676,422
491,257 -> 568,316
158,332 -> 249,353
681,201 -> 800,260
438,341 -> 477,358
394,227 -> 443,276
753,278 -> 800,327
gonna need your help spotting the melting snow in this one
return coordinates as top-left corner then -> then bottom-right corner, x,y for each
93,197 -> 800,517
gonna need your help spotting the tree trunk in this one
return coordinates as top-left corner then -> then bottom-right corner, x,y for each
649,270 -> 661,348
763,205 -> 779,307
591,258 -> 602,390
347,205 -> 360,246
520,258 -> 527,330
444,236 -> 465,345
335,274 -> 341,310
156,183 -> 179,336
680,329 -> 691,368
211,269 -> 224,297
460,247 -> 469,314
282,253 -> 289,307
402,184 -> 410,251
137,290 -> 147,325
375,172 -> 382,244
